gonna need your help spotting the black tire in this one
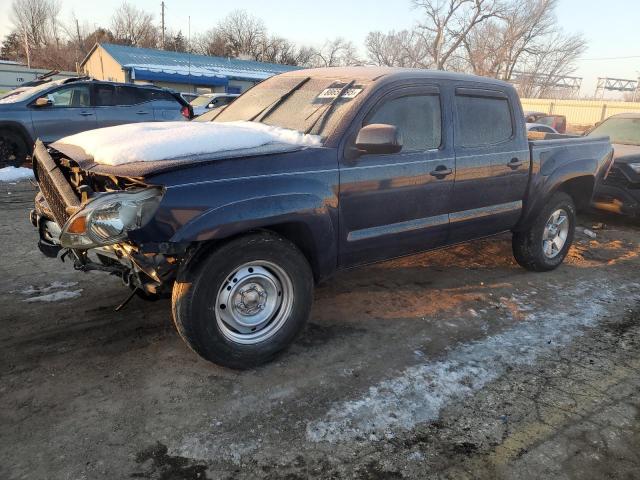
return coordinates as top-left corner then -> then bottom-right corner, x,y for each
512,191 -> 576,272
172,232 -> 314,369
0,130 -> 29,168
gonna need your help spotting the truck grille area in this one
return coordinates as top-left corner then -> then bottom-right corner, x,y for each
33,142 -> 80,226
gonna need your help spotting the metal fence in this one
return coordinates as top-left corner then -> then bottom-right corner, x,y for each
520,98 -> 640,128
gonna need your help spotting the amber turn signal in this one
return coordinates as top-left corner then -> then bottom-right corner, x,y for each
66,215 -> 87,234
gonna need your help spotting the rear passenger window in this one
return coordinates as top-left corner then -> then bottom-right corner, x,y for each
456,95 -> 513,146
113,86 -> 147,106
365,94 -> 441,151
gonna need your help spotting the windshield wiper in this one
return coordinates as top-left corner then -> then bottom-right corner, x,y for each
304,80 -> 355,135
249,76 -> 311,123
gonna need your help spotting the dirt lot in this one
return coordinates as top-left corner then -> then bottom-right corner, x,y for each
1,181 -> 640,480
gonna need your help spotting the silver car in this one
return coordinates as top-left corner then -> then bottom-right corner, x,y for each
0,78 -> 192,167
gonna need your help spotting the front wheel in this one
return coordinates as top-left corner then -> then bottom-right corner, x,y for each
512,191 -> 576,272
172,232 -> 313,369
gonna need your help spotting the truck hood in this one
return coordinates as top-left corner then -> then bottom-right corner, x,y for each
612,143 -> 640,162
51,121 -> 322,178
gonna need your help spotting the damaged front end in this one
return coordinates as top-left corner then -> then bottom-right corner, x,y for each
30,140 -> 184,299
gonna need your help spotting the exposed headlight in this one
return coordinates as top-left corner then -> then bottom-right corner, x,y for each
628,162 -> 640,173
60,188 -> 163,249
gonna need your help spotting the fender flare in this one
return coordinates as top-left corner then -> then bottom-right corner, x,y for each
171,192 -> 337,279
515,157 -> 597,231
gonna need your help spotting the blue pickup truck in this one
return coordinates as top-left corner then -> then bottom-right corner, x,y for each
30,67 -> 613,368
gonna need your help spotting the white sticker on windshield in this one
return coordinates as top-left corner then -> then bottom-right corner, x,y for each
318,88 -> 363,99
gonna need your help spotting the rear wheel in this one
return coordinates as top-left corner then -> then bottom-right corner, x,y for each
512,191 -> 576,272
0,130 -> 29,168
172,232 -> 313,369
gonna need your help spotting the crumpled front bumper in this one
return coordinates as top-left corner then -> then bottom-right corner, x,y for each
30,192 -> 63,258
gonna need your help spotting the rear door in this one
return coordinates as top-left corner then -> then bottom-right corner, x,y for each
93,84 -> 155,127
30,84 -> 96,142
448,87 -> 529,242
339,84 -> 455,266
149,90 -> 185,121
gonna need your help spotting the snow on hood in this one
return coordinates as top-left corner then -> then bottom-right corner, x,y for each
55,121 -> 322,166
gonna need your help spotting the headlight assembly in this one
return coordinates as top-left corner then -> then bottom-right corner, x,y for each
59,188 -> 163,249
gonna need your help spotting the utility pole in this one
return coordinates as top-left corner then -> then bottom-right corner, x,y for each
161,1 -> 166,49
22,28 -> 31,69
75,18 -> 82,74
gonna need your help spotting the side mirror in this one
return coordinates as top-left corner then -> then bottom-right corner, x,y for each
34,97 -> 52,107
355,124 -> 403,155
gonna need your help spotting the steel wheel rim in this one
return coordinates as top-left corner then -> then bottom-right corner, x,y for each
214,260 -> 294,345
542,208 -> 570,259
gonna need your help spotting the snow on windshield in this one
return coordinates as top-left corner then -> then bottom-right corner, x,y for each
0,80 -> 60,104
55,121 -> 322,166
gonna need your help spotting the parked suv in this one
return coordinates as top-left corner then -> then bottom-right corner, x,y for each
0,77 -> 193,167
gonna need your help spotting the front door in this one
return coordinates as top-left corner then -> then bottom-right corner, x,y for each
339,85 -> 455,267
30,84 -> 96,143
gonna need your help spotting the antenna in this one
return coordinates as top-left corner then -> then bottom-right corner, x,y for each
188,16 -> 191,79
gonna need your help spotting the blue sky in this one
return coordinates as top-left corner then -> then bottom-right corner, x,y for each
0,0 -> 638,95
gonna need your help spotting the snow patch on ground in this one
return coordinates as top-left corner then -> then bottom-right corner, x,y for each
17,281 -> 82,303
24,289 -> 83,303
306,281 -> 638,443
19,281 -> 78,295
55,121 -> 322,165
0,167 -> 33,182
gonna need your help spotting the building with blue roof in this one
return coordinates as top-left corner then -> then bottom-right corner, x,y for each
80,43 -> 300,95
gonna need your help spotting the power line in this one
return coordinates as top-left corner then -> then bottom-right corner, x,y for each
579,55 -> 640,61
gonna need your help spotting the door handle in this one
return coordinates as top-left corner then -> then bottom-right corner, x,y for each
79,111 -> 94,116
430,166 -> 453,178
135,111 -> 150,115
508,158 -> 523,169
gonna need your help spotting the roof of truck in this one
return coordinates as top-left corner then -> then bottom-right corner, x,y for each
278,66 -> 514,88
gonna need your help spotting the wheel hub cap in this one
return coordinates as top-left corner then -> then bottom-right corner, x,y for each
542,208 -> 570,259
214,261 -> 294,345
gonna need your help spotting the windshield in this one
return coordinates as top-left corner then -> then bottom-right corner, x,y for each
196,75 -> 369,138
190,95 -> 214,107
589,117 -> 640,145
0,80 -> 61,104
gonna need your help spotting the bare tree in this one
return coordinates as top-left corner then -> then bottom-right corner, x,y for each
365,30 -> 429,67
309,38 -> 360,67
366,0 -> 586,98
111,2 -> 158,48
11,0 -> 60,49
461,0 -> 586,97
194,10 -> 317,67
412,0 -> 503,69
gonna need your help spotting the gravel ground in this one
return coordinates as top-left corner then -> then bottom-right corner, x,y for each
1,181 -> 639,480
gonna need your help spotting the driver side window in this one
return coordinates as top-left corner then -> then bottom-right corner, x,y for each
365,94 -> 442,152
46,85 -> 90,108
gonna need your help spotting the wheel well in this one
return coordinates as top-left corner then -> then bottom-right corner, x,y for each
264,222 -> 320,281
181,223 -> 321,282
0,123 -> 33,151
558,176 -> 594,212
